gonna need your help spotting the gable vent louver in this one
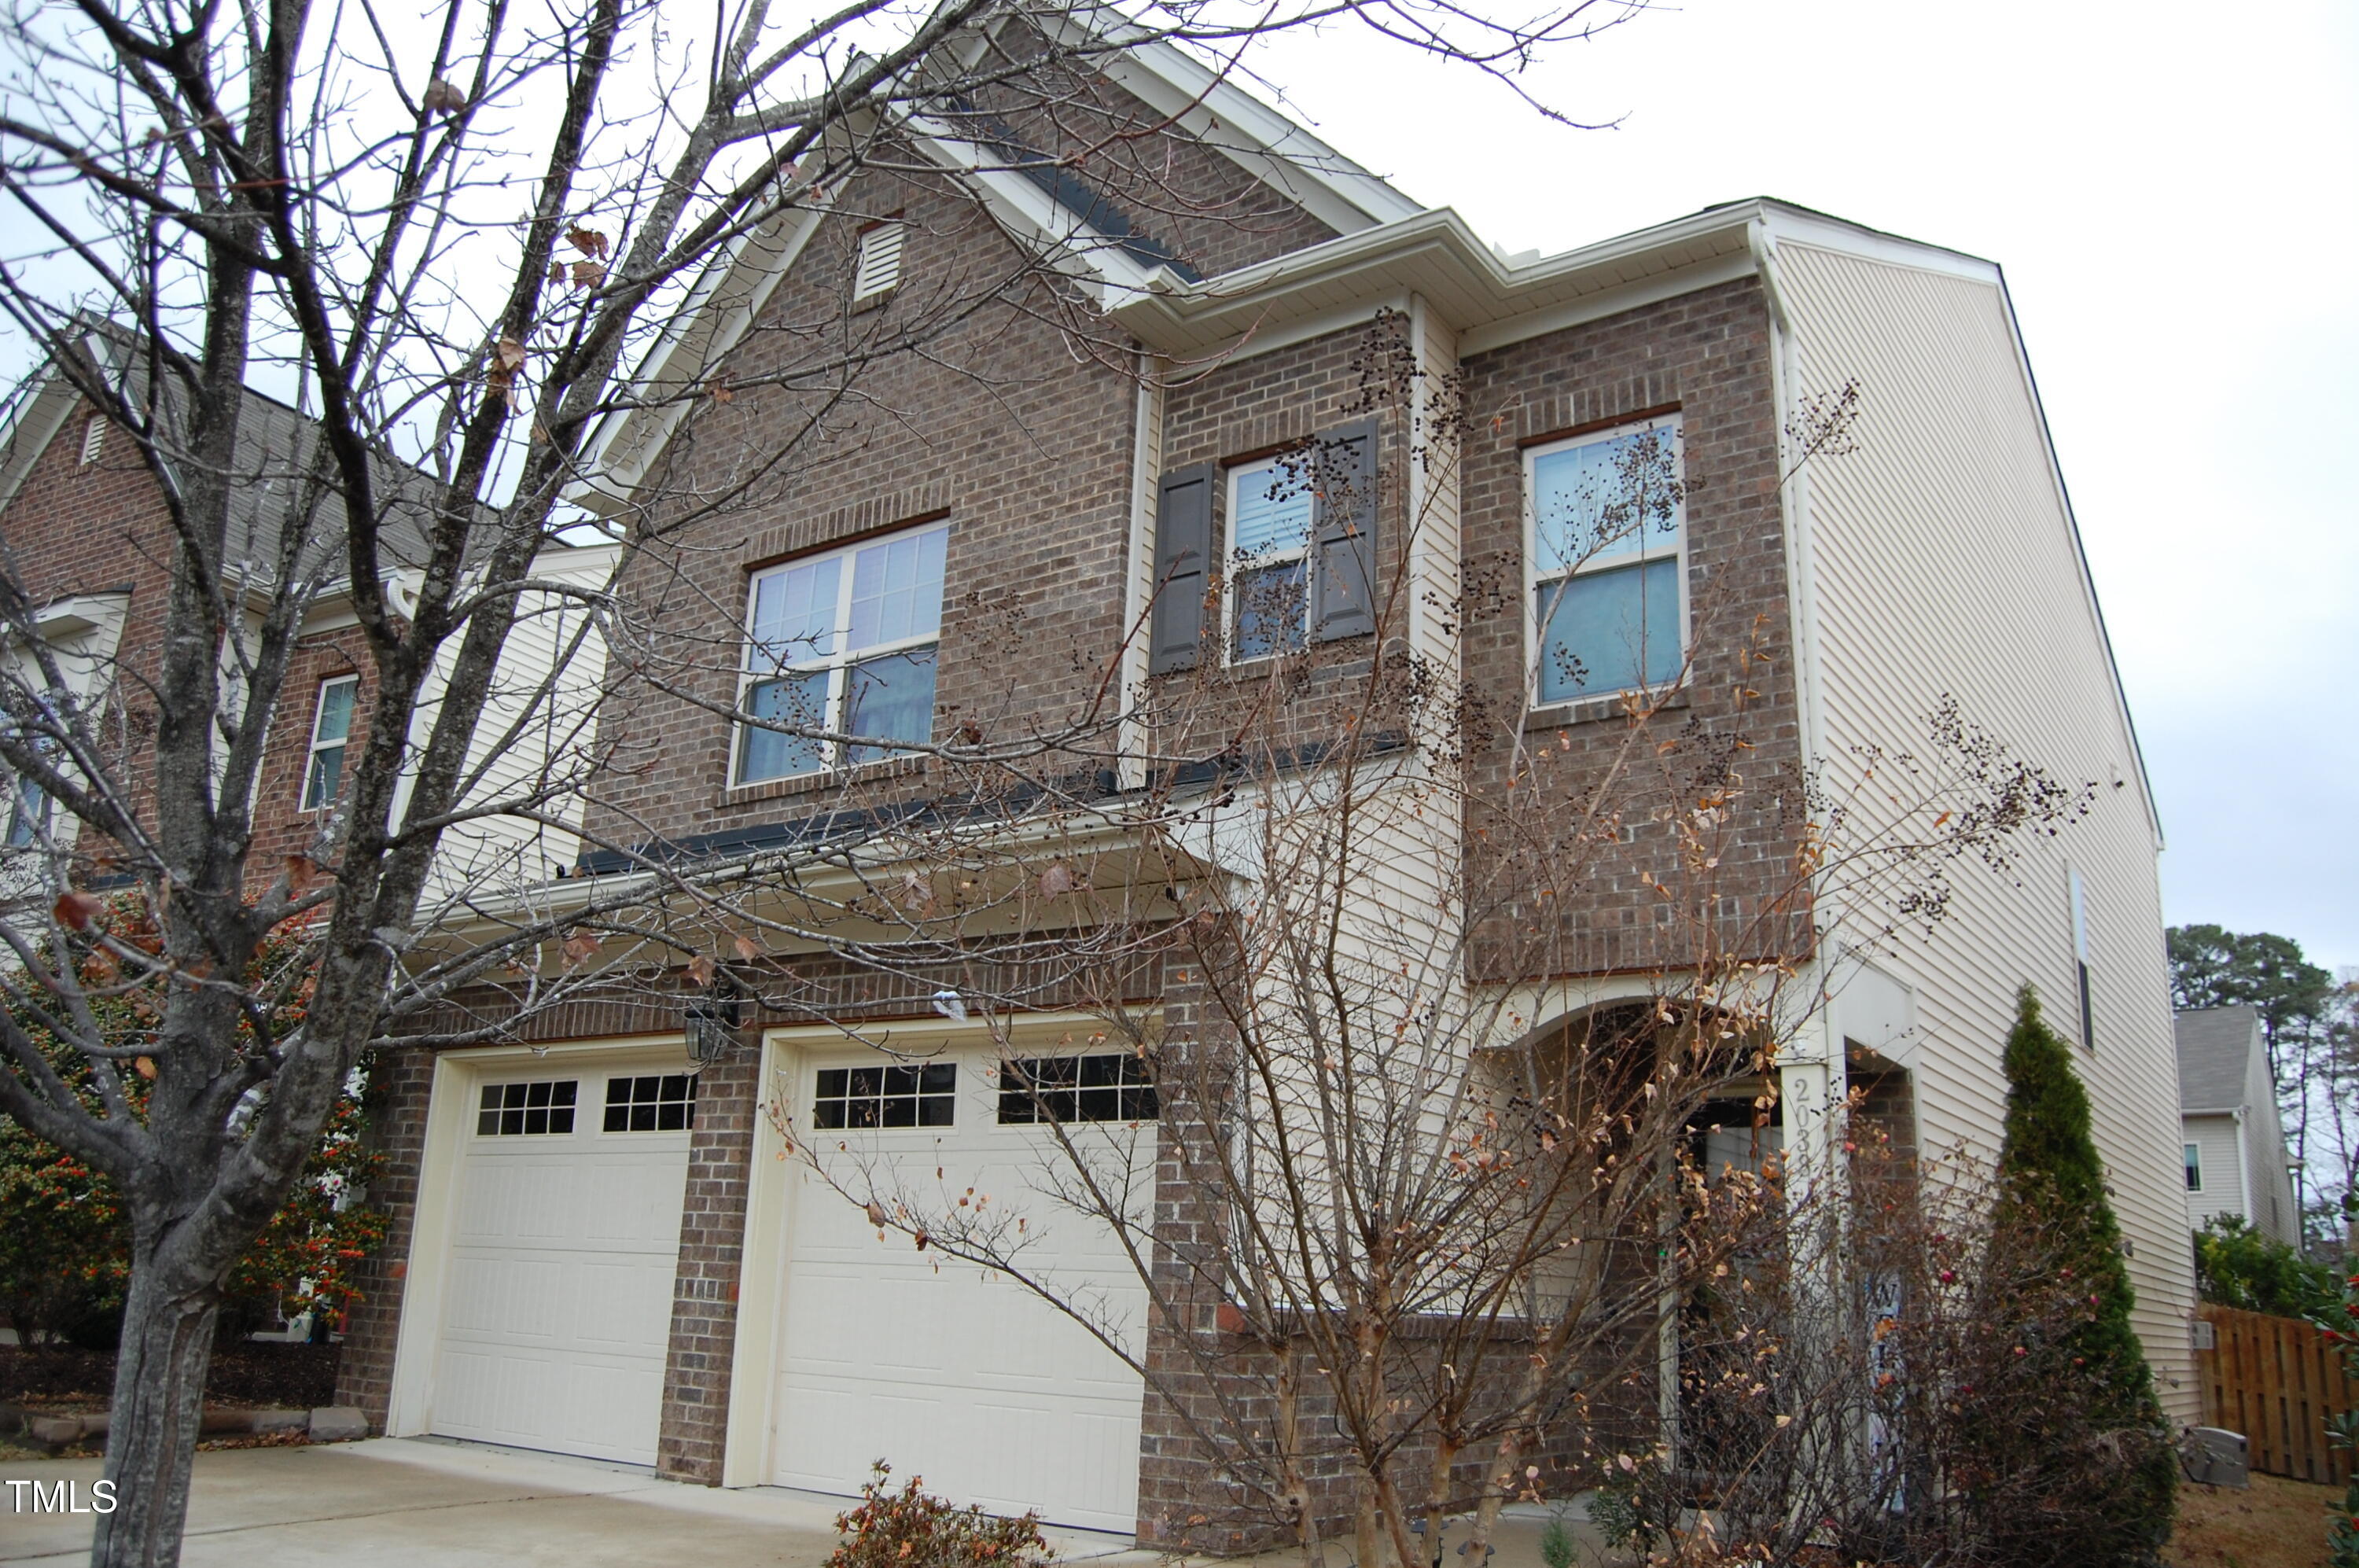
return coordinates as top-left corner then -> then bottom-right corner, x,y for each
852,222 -> 906,302
78,416 -> 105,466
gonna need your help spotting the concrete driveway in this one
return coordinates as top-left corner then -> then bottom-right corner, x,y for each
1,1437 -> 1151,1568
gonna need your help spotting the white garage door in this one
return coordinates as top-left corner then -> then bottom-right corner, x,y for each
770,1049 -> 1153,1532
432,1066 -> 692,1464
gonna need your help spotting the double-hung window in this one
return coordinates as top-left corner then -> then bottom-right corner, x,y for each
1527,414 -> 1686,704
2183,1141 -> 2202,1192
736,522 -> 947,784
5,766 -> 49,848
303,675 -> 358,811
1227,454 -> 1314,661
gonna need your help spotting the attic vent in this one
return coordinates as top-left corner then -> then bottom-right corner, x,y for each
78,416 -> 104,466
852,221 -> 906,302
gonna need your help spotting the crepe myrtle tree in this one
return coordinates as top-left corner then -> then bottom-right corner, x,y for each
774,355 -> 2092,1564
0,0 -> 1652,1559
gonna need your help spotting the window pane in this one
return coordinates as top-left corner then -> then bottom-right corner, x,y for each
304,745 -> 344,810
6,775 -> 48,846
1532,425 -> 1682,575
750,558 -> 841,667
739,672 -> 830,782
1231,460 -> 1312,559
843,650 -> 937,764
1234,561 -> 1306,660
313,679 -> 357,745
848,527 -> 946,651
1536,556 -> 1683,702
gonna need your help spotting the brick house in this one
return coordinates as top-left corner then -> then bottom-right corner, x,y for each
2,39 -> 2193,1550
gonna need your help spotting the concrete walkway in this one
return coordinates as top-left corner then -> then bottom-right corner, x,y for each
0,1437 -> 1154,1568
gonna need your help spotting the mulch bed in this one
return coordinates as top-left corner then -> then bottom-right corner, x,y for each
0,1342 -> 341,1412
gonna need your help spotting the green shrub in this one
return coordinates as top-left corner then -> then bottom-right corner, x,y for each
2196,1215 -> 2338,1317
1981,985 -> 2176,1567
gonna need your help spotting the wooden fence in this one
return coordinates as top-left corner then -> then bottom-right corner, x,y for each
2198,1302 -> 2355,1485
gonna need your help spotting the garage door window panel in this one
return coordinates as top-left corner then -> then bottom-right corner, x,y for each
812,1062 -> 955,1128
477,1080 -> 578,1136
605,1073 -> 697,1132
999,1053 -> 1157,1124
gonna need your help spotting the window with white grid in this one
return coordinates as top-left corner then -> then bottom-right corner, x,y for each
735,523 -> 946,784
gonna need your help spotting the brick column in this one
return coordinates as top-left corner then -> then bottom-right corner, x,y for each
654,1050 -> 761,1483
334,1043 -> 440,1429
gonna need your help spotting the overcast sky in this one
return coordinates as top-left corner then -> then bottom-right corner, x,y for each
1247,0 -> 2358,972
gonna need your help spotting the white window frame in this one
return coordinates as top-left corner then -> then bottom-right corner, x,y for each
731,522 -> 948,787
1522,410 -> 1688,709
301,674 -> 359,812
2069,866 -> 2094,1051
1224,453 -> 1314,665
2183,1140 -> 2203,1193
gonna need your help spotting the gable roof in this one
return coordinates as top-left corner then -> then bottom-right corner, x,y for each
0,318 -> 447,583
2176,1005 -> 2261,1113
571,20 -> 1422,515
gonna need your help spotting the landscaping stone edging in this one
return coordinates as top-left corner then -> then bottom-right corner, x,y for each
1,1402 -> 366,1452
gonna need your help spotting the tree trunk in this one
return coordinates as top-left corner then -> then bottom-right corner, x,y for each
89,1265 -> 220,1568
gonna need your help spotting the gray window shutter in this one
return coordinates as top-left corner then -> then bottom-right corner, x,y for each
1148,462 -> 1215,673
1312,418 -> 1378,642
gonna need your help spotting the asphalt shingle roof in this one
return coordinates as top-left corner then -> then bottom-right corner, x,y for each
2175,1005 -> 2259,1113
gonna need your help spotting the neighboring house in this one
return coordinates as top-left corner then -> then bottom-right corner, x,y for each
2178,1004 -> 2301,1246
24,32 -> 2188,1546
0,323 -> 613,930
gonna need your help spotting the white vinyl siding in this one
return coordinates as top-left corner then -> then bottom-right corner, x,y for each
1776,238 -> 2198,1420
2183,1114 -> 2244,1231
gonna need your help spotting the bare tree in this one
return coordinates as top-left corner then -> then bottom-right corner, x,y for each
775,347 -> 2091,1564
0,2 -> 1657,1561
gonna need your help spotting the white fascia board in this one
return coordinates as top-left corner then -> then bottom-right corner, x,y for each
1090,44 -> 1423,234
569,200 -> 830,517
1025,6 -> 1422,234
0,370 -> 80,521
1114,201 -> 1766,357
901,115 -> 1164,304
1757,202 -> 2000,287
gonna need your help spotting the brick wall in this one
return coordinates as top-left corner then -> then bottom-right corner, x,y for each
1456,278 -> 1809,982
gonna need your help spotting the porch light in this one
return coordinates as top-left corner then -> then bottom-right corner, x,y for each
686,981 -> 743,1066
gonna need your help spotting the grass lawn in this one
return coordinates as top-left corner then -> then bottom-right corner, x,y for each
2172,1473 -> 2336,1568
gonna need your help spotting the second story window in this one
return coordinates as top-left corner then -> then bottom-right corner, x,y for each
737,521 -> 947,785
1227,455 -> 1314,661
2183,1141 -> 2202,1192
1527,413 -> 1685,705
303,675 -> 358,811
5,768 -> 50,848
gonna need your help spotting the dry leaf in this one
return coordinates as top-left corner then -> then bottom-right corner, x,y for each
53,890 -> 104,931
913,1230 -> 929,1252
569,258 -> 605,289
561,933 -> 599,966
565,224 -> 609,259
686,954 -> 716,986
1037,863 -> 1075,897
706,380 -> 734,404
547,261 -> 566,284
421,77 -> 467,115
134,1056 -> 156,1080
865,1199 -> 888,1228
732,934 -> 760,961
